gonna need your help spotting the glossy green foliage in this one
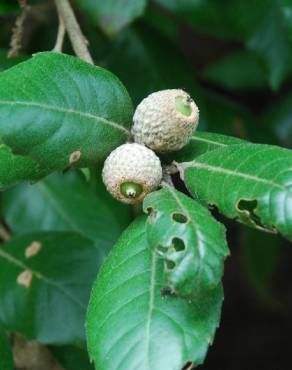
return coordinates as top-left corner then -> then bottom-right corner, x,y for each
143,186 -> 228,297
282,0 -> 292,40
0,232 -> 101,345
262,93 -> 292,148
0,52 -> 132,173
155,0 -> 292,90
1,1 -> 292,368
173,131 -> 244,162
87,217 -> 223,370
104,27 -> 202,107
202,50 -> 268,91
199,90 -> 254,137
0,325 -> 13,370
242,228 -> 281,305
102,26 -> 256,135
155,0 -> 272,41
247,2 -> 292,90
181,144 -> 292,241
2,171 -> 131,256
76,0 -> 146,36
0,144 -> 48,190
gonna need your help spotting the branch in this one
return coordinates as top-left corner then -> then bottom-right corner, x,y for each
163,163 -> 179,176
52,15 -> 66,53
162,163 -> 178,187
54,0 -> 93,64
8,0 -> 30,58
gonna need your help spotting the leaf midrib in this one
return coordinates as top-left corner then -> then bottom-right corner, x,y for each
0,100 -> 130,135
185,161 -> 292,194
163,184 -> 205,258
145,251 -> 157,369
36,182 -> 84,234
190,136 -> 227,147
0,247 -> 86,310
35,182 -> 116,247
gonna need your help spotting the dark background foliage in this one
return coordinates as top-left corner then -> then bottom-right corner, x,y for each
0,0 -> 291,368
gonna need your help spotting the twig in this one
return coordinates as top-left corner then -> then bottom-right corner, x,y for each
163,163 -> 179,176
162,163 -> 178,187
8,0 -> 30,58
162,175 -> 174,188
52,15 -> 66,52
0,224 -> 11,242
54,0 -> 93,64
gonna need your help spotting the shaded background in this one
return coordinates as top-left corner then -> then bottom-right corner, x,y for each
0,0 -> 292,368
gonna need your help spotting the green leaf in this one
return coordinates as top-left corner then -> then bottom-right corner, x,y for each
180,143 -> 292,241
155,0 -> 272,41
173,131 -> 244,162
202,50 -> 268,91
0,143 -> 48,190
51,345 -> 94,370
2,171 -> 131,256
76,0 -> 146,36
281,0 -> 292,40
104,27 -> 203,108
0,324 -> 13,370
87,217 -> 223,369
144,4 -> 179,42
0,232 -> 101,345
261,93 -> 292,148
242,227 -> 282,307
247,3 -> 292,90
143,186 -> 228,298
0,2 -> 19,16
200,89 -> 254,138
0,52 -> 132,173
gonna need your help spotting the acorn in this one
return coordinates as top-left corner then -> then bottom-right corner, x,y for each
102,143 -> 162,204
132,89 -> 199,152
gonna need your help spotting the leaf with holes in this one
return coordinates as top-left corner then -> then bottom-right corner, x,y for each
0,52 -> 132,173
87,216 -> 223,370
0,143 -> 48,190
143,186 -> 228,298
180,143 -> 292,241
173,131 -> 244,162
76,0 -> 146,36
0,232 -> 101,345
0,324 -> 13,370
2,171 -> 131,257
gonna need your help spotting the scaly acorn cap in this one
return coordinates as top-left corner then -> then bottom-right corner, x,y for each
132,89 -> 199,152
102,143 -> 162,204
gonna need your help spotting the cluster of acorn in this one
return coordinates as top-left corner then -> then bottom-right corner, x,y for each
102,89 -> 200,204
